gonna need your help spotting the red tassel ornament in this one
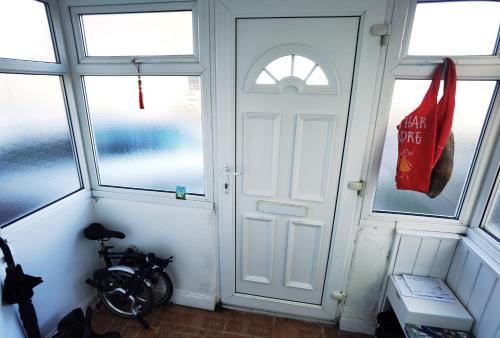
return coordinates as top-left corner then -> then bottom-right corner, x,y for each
133,59 -> 145,110
138,79 -> 144,109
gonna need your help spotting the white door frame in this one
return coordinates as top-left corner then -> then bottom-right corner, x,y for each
215,0 -> 390,320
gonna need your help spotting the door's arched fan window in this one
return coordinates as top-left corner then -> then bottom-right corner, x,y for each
256,55 -> 328,85
245,45 -> 339,94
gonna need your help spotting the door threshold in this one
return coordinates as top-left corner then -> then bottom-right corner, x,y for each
221,303 -> 337,325
221,292 -> 336,322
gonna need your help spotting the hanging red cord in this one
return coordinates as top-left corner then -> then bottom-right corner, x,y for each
133,59 -> 145,109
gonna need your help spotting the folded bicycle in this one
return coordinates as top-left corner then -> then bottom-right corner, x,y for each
84,223 -> 174,325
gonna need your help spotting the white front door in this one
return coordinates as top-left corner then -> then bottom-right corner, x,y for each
234,17 -> 358,305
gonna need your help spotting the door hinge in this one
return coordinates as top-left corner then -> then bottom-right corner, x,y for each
331,291 -> 347,302
348,180 -> 366,196
371,24 -> 391,46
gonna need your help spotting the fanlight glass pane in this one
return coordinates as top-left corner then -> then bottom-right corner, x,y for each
256,71 -> 276,84
84,76 -> 204,195
80,11 -> 193,56
306,66 -> 328,85
293,55 -> 315,80
266,55 -> 292,80
0,74 -> 81,227
0,0 -> 56,62
408,1 -> 500,55
373,80 -> 496,218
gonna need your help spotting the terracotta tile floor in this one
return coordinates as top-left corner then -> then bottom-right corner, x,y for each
91,303 -> 373,338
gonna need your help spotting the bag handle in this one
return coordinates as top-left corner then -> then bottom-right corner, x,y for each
419,61 -> 443,108
433,58 -> 457,166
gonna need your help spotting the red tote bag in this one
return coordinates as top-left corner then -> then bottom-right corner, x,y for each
396,58 -> 457,193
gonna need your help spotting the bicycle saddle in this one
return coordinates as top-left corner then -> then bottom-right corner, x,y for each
84,223 -> 125,240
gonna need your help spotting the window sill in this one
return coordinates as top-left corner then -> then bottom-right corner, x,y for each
359,212 -> 469,234
91,189 -> 214,210
0,189 -> 92,239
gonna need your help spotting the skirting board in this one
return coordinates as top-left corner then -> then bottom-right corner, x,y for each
171,289 -> 216,311
339,315 -> 376,335
45,290 -> 98,338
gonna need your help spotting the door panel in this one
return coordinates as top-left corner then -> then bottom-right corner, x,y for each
241,214 -> 276,284
235,17 -> 359,305
242,113 -> 281,197
285,220 -> 324,290
291,115 -> 336,201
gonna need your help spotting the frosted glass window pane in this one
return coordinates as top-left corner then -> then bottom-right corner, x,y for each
373,80 -> 496,218
266,55 -> 292,80
0,74 -> 81,227
256,71 -> 276,84
408,1 -> 500,55
81,11 -> 193,56
0,0 -> 56,62
293,55 -> 315,80
306,66 -> 328,85
483,180 -> 500,241
84,76 -> 204,195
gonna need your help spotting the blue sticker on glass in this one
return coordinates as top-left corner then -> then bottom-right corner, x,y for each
176,186 -> 186,200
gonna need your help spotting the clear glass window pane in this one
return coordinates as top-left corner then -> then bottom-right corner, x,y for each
293,55 -> 315,80
306,66 -> 328,85
0,0 -> 56,62
374,80 -> 496,218
0,74 -> 81,227
266,55 -> 292,80
483,179 -> 500,241
408,1 -> 500,56
84,76 -> 204,195
256,71 -> 276,84
80,11 -> 194,56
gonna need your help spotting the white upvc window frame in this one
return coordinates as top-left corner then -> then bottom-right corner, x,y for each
69,1 -> 199,64
468,121 -> 500,262
58,0 -> 214,207
0,0 -> 91,229
359,0 -> 500,231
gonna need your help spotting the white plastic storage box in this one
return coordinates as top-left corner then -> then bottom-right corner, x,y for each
386,275 -> 473,332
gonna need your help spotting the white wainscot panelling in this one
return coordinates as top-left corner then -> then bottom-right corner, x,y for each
391,231 -> 460,279
379,229 -> 460,313
384,231 -> 500,338
291,115 -> 336,202
284,220 -> 324,290
241,214 -> 276,284
243,113 -> 281,197
446,238 -> 500,338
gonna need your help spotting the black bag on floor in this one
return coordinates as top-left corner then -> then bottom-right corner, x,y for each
376,310 -> 405,338
52,308 -> 120,338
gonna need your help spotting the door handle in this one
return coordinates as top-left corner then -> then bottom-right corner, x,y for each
223,164 -> 242,176
223,164 -> 241,195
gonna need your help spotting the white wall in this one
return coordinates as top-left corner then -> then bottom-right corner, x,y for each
0,192 -> 98,338
92,197 -> 218,310
339,223 -> 395,332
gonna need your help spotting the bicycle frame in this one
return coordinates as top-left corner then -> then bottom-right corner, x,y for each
97,239 -> 140,268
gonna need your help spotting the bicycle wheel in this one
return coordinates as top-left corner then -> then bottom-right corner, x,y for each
98,266 -> 152,318
148,270 -> 174,306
